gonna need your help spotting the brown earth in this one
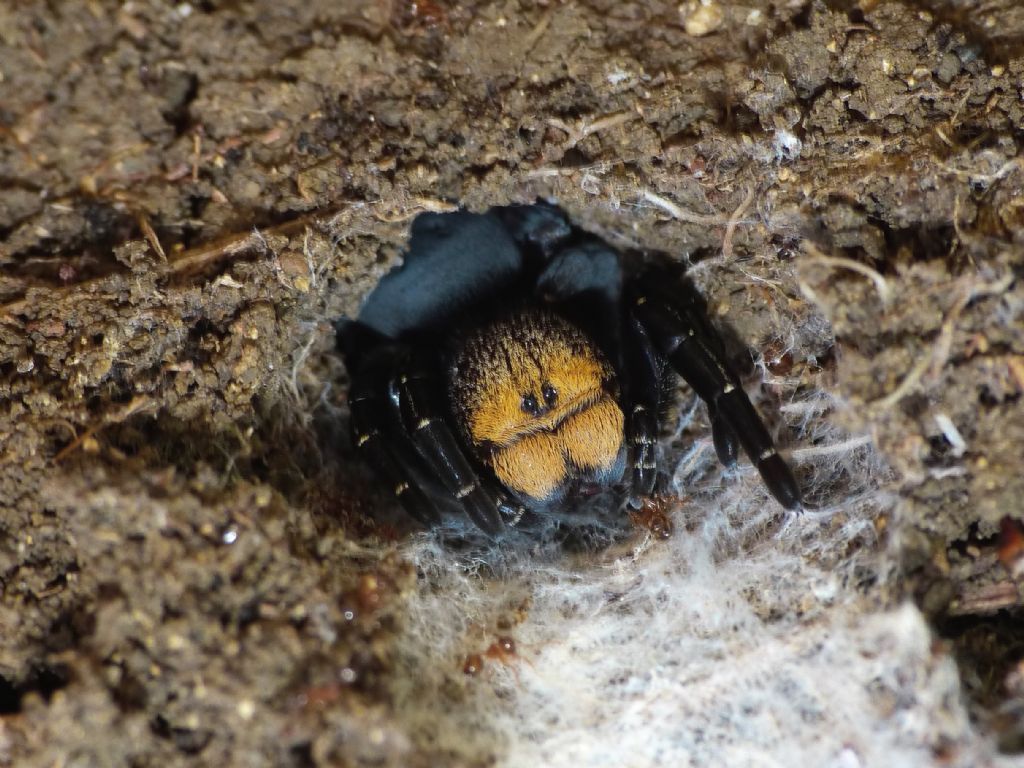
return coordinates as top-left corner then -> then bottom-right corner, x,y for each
1,0 -> 1023,764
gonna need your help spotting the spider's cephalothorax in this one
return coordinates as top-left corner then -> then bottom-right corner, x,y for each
449,307 -> 625,503
337,204 -> 800,535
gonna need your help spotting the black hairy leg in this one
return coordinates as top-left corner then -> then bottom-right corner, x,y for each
347,353 -> 441,527
391,357 -> 509,534
629,271 -> 801,510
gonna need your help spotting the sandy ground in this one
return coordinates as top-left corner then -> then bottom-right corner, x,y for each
2,0 -> 1024,765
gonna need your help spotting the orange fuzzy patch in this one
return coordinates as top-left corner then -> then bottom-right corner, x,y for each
561,395 -> 624,473
492,432 -> 568,500
490,394 -> 624,501
470,353 -> 609,447
452,310 -> 626,501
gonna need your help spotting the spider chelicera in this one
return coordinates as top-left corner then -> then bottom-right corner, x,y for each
336,203 -> 800,535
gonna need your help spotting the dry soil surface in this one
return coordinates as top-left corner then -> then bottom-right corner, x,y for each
2,0 -> 1024,765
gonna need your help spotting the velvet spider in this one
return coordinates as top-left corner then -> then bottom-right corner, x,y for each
337,204 -> 800,535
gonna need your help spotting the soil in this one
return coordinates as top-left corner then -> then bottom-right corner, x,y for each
1,0 -> 1023,764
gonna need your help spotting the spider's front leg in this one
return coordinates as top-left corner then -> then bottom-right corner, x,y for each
630,273 -> 802,510
391,358 -> 524,534
348,369 -> 442,528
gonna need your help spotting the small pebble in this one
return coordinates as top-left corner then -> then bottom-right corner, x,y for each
682,2 -> 724,37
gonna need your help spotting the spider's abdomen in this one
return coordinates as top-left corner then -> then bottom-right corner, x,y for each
447,308 -> 625,502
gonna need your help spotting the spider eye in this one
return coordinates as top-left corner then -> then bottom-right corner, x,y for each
521,394 -> 540,416
541,383 -> 558,407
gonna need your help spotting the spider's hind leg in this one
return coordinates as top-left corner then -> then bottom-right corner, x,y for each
622,315 -> 662,500
630,272 -> 801,510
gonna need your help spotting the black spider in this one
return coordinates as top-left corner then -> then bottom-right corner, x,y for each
336,203 -> 800,535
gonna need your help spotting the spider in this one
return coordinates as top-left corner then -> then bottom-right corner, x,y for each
336,203 -> 800,535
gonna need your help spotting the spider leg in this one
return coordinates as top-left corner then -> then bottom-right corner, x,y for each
391,362 -> 507,535
342,321 -> 443,525
349,377 -> 442,527
641,278 -> 742,469
623,315 -> 661,498
708,405 -> 740,468
343,320 -> 522,533
630,275 -> 801,510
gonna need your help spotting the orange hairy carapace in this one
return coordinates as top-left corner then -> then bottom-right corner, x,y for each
450,309 -> 624,501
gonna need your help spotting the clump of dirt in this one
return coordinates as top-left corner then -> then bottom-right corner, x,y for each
1,0 -> 1023,764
